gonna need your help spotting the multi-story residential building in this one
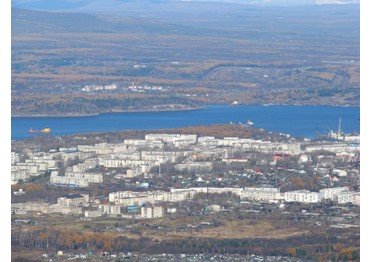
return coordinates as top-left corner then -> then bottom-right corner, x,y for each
216,137 -> 301,154
303,143 -> 359,154
338,191 -> 360,204
50,170 -> 103,187
51,176 -> 89,187
145,134 -> 197,146
50,171 -> 89,187
141,151 -> 185,163
98,157 -> 152,169
14,163 -> 42,176
124,139 -> 164,149
77,143 -> 114,155
109,190 -> 196,206
58,151 -> 94,162
85,209 -> 102,218
319,187 -> 349,200
11,152 -> 20,165
57,193 -> 89,206
65,172 -> 103,183
72,158 -> 99,173
174,162 -> 213,173
241,187 -> 280,201
170,187 -> 243,197
284,190 -> 320,203
141,204 -> 164,219
197,136 -> 219,147
99,204 -> 121,215
11,167 -> 30,184
109,191 -> 149,206
109,191 -> 137,202
114,196 -> 149,206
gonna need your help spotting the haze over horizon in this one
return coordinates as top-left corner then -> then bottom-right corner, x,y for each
11,0 -> 360,13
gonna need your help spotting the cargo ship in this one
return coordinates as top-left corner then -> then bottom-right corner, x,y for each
28,128 -> 51,133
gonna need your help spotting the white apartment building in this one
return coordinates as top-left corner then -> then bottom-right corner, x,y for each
284,190 -> 320,203
174,162 -> 213,172
11,168 -> 30,184
141,151 -> 184,162
109,191 -> 137,202
338,191 -> 360,204
25,158 -> 57,170
57,194 -> 89,206
170,187 -> 242,197
197,136 -> 219,147
77,143 -> 115,155
58,151 -> 94,162
124,139 -> 164,149
65,172 -> 103,183
319,187 -> 349,200
241,187 -> 280,201
145,134 -> 197,146
11,152 -> 20,165
85,209 -> 102,218
98,157 -> 151,169
72,158 -> 99,173
98,158 -> 127,168
14,163 -> 42,176
216,138 -> 300,154
304,143 -> 359,154
109,190 -> 196,206
115,196 -> 149,206
99,204 -> 121,215
51,176 -> 89,187
141,204 -> 164,219
109,191 -> 150,206
50,171 -> 89,187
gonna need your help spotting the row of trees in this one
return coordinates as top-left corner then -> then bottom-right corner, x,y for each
11,227 -> 359,260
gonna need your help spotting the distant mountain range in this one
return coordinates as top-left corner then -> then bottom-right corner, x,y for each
11,0 -> 360,14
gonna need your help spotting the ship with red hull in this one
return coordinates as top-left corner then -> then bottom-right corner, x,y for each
28,128 -> 51,134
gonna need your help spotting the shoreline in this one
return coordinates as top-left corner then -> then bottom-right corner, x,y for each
11,106 -> 206,118
11,104 -> 360,118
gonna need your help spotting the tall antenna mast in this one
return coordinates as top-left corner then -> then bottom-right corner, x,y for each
338,117 -> 342,138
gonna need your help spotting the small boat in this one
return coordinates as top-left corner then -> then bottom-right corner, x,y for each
247,120 -> 254,126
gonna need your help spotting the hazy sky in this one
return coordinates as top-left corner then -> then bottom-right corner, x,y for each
11,0 -> 360,6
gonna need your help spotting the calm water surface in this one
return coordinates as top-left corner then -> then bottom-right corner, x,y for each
11,105 -> 360,140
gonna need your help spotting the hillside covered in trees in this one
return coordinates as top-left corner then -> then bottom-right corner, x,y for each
11,3 -> 360,116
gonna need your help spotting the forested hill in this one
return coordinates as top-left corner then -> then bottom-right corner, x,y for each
12,4 -> 359,116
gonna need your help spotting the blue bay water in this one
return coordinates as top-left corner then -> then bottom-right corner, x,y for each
11,105 -> 360,141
